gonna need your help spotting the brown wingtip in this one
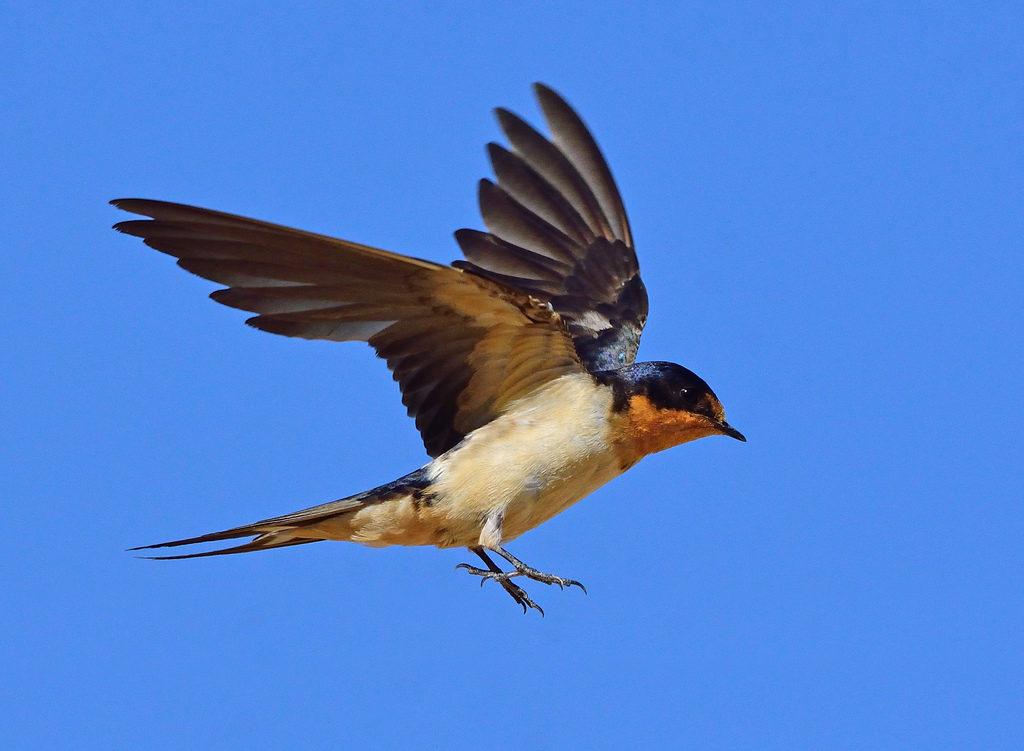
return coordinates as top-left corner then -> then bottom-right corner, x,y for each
532,82 -> 563,105
110,197 -> 142,212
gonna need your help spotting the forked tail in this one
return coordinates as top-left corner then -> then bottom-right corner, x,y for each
131,467 -> 432,559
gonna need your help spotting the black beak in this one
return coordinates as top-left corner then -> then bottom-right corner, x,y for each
716,421 -> 746,442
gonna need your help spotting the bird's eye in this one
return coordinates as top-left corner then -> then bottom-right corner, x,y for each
679,388 -> 690,397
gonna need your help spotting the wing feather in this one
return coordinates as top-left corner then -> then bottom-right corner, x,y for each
494,108 -> 613,240
112,198 -> 583,457
486,142 -> 594,246
456,84 -> 649,373
113,85 -> 646,457
534,83 -> 633,247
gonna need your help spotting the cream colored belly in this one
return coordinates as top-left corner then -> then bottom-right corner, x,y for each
319,373 -> 625,549
496,452 -> 621,542
426,373 -> 621,547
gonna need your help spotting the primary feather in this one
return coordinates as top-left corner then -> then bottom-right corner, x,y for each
454,83 -> 648,372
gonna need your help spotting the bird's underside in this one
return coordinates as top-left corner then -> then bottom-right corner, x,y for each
134,371 -> 634,615
115,84 -> 742,614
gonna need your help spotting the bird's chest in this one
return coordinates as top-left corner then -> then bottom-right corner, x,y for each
427,374 -> 623,544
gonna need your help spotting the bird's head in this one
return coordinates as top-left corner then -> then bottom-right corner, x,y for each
600,361 -> 745,460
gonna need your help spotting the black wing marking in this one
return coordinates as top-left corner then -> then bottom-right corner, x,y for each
454,83 -> 649,373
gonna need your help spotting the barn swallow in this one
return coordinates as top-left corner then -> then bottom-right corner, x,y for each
113,83 -> 744,614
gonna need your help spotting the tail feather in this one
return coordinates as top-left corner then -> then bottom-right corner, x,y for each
131,466 -> 433,559
128,522 -> 281,552
136,535 -> 320,560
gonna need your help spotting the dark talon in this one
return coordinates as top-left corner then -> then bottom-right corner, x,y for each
457,546 -> 581,614
491,546 -> 586,594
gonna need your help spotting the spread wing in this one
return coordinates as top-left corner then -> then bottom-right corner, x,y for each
453,83 -> 649,373
112,199 -> 583,458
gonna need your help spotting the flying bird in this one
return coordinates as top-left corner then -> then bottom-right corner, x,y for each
113,83 -> 744,614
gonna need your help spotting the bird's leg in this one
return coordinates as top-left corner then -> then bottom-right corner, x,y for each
456,547 -> 543,615
492,547 -> 587,593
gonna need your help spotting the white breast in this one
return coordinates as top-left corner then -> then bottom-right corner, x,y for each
427,373 -> 623,546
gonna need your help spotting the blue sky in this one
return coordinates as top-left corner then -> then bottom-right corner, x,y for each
2,2 -> 1022,748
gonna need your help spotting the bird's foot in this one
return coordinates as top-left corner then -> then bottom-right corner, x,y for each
491,547 -> 588,594
455,563 -> 544,615
456,546 -> 587,615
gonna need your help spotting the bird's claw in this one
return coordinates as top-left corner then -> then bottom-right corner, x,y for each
457,548 -> 588,614
522,571 -> 587,593
456,562 -> 544,615
454,562 -> 490,584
